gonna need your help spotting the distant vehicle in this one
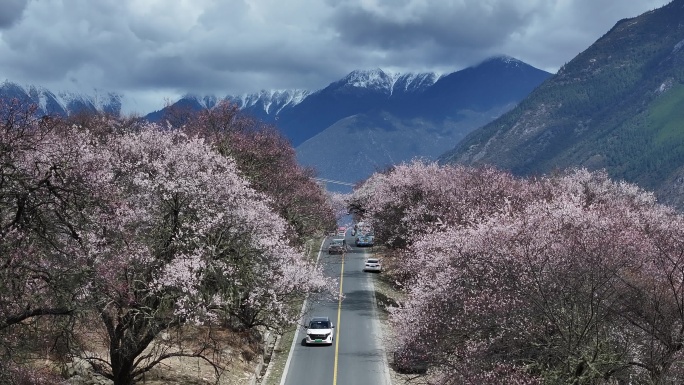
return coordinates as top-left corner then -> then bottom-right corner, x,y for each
363,258 -> 382,273
355,233 -> 374,247
328,238 -> 346,254
336,226 -> 347,237
305,316 -> 334,345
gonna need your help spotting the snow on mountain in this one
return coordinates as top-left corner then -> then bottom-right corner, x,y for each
57,90 -> 123,115
342,68 -> 396,90
3,67 -> 437,122
335,68 -> 439,96
227,89 -> 311,115
481,54 -> 524,68
1,80 -> 122,116
180,94 -> 219,109
393,72 -> 440,93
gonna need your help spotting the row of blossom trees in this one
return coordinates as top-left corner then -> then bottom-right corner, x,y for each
162,101 -> 338,243
350,160 -> 684,384
0,101 -> 337,385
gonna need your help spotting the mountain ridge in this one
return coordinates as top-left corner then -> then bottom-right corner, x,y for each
0,80 -> 123,117
142,56 -> 549,146
1,56 -> 552,192
293,57 -> 551,190
439,0 -> 684,209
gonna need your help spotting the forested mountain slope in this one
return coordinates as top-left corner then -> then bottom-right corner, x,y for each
440,0 -> 684,209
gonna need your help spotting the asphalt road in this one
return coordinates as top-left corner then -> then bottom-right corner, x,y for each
281,232 -> 391,385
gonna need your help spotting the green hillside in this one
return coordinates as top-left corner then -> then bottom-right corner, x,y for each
440,0 -> 684,209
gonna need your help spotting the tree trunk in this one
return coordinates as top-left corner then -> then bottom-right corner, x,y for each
111,355 -> 135,385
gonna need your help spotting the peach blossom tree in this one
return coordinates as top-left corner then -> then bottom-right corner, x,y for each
353,162 -> 684,384
80,125 -> 335,385
174,101 -> 338,241
0,106 -> 337,385
0,105 -> 113,383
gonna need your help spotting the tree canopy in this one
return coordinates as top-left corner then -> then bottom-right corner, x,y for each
352,160 -> 684,384
0,102 -> 337,385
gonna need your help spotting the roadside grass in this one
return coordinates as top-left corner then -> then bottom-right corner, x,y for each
260,327 -> 296,385
259,236 -> 325,385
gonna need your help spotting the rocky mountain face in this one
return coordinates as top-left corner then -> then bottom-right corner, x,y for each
439,0 -> 684,210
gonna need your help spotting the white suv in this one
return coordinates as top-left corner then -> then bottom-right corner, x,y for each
305,316 -> 334,345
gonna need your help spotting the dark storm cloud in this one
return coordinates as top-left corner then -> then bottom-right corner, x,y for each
329,1 -> 544,50
0,0 -> 28,29
0,0 -> 673,114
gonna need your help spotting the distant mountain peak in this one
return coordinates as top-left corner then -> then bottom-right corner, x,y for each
57,89 -> 123,114
343,68 -> 398,90
179,94 -> 218,110
339,68 -> 439,95
0,80 -> 122,116
477,55 -> 526,68
227,89 -> 311,115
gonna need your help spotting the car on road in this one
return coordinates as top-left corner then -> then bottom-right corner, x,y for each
336,226 -> 347,237
305,316 -> 334,345
363,258 -> 382,273
328,238 -> 346,254
355,233 -> 374,247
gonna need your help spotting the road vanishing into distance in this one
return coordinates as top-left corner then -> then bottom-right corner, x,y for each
281,230 -> 391,385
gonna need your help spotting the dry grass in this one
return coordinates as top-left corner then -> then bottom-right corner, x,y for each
258,326 -> 296,385
3,317 -> 263,384
66,315 -> 264,385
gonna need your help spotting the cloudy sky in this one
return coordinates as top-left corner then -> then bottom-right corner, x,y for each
0,0 -> 672,115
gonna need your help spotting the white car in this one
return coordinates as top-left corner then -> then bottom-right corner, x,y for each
363,258 -> 382,273
305,316 -> 334,345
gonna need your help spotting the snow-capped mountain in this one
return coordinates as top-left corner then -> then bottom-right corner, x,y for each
145,68 -> 441,145
144,88 -> 312,124
253,69 -> 441,145
0,80 -> 122,116
294,57 -> 552,190
227,89 -> 312,122
144,57 -> 548,148
392,73 -> 441,94
335,69 -> 439,96
1,56 -> 551,190
322,68 -> 438,97
228,89 -> 310,114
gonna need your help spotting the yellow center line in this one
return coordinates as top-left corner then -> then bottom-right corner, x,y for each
333,251 -> 344,385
